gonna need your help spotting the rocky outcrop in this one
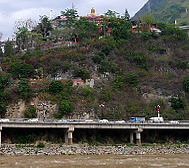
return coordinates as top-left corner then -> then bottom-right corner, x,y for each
5,98 -> 58,119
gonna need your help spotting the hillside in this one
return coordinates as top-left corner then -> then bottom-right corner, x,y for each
133,0 -> 189,25
1,16 -> 189,121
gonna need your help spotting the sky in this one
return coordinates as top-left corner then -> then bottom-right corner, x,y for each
0,0 -> 148,40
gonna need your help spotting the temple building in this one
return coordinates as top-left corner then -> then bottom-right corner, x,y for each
82,7 -> 101,23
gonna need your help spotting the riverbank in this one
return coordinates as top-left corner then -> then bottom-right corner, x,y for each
0,143 -> 189,156
1,154 -> 189,168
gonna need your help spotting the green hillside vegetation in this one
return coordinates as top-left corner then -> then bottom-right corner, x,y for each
133,0 -> 189,25
1,10 -> 189,120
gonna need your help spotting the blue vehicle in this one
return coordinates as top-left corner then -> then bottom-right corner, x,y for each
129,117 -> 145,123
58,119 -> 67,123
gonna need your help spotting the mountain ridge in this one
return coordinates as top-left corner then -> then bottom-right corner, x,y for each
133,0 -> 189,24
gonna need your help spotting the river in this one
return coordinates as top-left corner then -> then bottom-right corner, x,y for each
0,154 -> 189,168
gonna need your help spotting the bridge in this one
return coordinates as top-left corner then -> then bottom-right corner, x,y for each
1,121 -> 189,146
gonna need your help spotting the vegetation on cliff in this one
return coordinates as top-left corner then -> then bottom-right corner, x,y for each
0,9 -> 189,120
133,0 -> 189,25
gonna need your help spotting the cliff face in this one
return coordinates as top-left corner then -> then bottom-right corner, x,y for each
133,0 -> 189,24
133,0 -> 165,19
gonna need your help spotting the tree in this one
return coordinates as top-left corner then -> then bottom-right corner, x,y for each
14,18 -> 37,33
104,9 -> 116,17
17,78 -> 30,99
4,40 -> 14,58
15,27 -> 29,51
25,105 -> 37,118
74,17 -> 99,41
109,17 -> 132,40
38,15 -> 52,38
49,81 -> 63,93
141,13 -> 158,32
59,100 -> 73,115
61,8 -> 79,27
8,62 -> 35,79
184,77 -> 189,92
14,18 -> 40,51
0,47 -> 3,58
157,22 -> 188,40
123,9 -> 130,21
0,73 -> 10,117
75,68 -> 90,81
171,97 -> 186,111
125,72 -> 139,86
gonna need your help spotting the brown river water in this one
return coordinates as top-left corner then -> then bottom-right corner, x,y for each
0,154 -> 189,168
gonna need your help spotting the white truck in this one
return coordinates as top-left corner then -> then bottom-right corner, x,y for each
150,117 -> 164,123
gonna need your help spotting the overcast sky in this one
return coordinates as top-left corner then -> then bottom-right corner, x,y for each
0,0 -> 148,40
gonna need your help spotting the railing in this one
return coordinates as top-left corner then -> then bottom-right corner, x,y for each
1,118 -> 189,125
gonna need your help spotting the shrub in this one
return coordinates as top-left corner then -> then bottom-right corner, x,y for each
58,100 -> 73,115
112,76 -> 124,89
20,51 -> 32,60
49,81 -> 63,93
142,32 -> 152,41
100,89 -> 113,102
54,112 -> 62,119
75,68 -> 90,81
26,135 -> 34,143
92,55 -> 102,64
98,51 -> 105,59
184,77 -> 189,92
99,60 -> 118,73
171,97 -> 186,111
8,62 -> 35,78
147,45 -> 166,54
15,134 -> 34,144
25,105 -> 37,118
17,78 -> 30,99
125,72 -> 139,86
37,142 -> 45,148
101,46 -> 113,55
179,21 -> 188,26
176,59 -> 188,70
82,87 -> 92,97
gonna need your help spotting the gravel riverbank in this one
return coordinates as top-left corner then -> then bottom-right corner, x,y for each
0,143 -> 189,156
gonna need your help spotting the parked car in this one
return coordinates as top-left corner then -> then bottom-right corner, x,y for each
58,119 -> 67,123
115,120 -> 125,124
69,119 -> 80,122
0,118 -> 9,122
44,119 -> 54,122
169,120 -> 179,124
28,118 -> 38,123
85,120 -> 94,123
99,119 -> 109,124
150,117 -> 164,123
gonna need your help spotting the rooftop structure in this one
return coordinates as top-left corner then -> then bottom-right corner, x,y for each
82,7 -> 101,23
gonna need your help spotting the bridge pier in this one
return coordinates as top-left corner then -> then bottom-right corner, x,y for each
64,126 -> 74,145
135,128 -> 143,145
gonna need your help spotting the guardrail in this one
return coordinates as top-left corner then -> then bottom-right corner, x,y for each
1,118 -> 189,124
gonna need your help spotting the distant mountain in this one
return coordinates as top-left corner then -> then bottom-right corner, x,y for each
133,0 -> 189,25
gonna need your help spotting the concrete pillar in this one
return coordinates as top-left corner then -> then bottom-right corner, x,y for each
68,131 -> 73,145
136,132 -> 141,145
65,126 -> 74,145
136,127 -> 143,145
130,132 -> 133,144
